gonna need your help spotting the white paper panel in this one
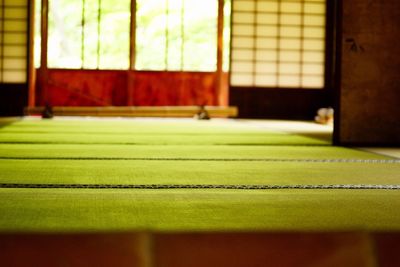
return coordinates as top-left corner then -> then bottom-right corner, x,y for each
231,61 -> 254,73
304,3 -> 325,14
3,33 -> 27,44
255,50 -> 277,61
2,70 -> 27,83
279,63 -> 300,74
233,13 -> 255,24
231,73 -> 254,86
4,8 -> 27,19
256,26 -> 278,36
232,49 -> 254,61
302,51 -> 324,63
279,51 -> 301,62
303,39 -> 324,51
303,27 -> 325,38
279,39 -> 301,50
278,75 -> 300,87
232,25 -> 254,36
3,58 -> 26,69
302,63 -> 324,75
280,2 -> 302,13
232,37 -> 254,48
256,14 -> 278,24
230,0 -> 326,88
233,0 -> 255,12
255,74 -> 276,86
280,14 -> 302,25
255,62 -> 277,73
302,75 -> 324,88
304,15 -> 325,26
280,26 -> 301,38
4,0 -> 27,6
257,1 -> 279,12
256,38 -> 278,49
4,20 -> 27,31
1,0 -> 28,84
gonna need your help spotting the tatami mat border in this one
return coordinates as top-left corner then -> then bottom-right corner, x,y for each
1,183 -> 400,190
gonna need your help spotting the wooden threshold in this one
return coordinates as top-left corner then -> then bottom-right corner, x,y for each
1,232 -> 398,267
25,106 -> 238,118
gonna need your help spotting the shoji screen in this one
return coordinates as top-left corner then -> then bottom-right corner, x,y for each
230,0 -> 326,88
0,0 -> 28,83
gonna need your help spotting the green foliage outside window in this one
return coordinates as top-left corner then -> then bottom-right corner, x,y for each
40,0 -> 231,71
135,0 -> 218,71
48,0 -> 82,68
47,0 -> 130,69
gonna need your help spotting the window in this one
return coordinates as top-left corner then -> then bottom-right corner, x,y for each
34,0 -> 41,68
223,0 -> 231,71
47,0 -> 130,69
38,0 -> 231,72
135,0 -> 218,71
0,0 -> 28,83
230,0 -> 326,88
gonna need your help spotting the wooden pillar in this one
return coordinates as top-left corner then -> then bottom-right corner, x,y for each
335,0 -> 400,145
28,0 -> 36,107
127,0 -> 137,106
39,0 -> 49,106
40,0 -> 48,70
216,0 -> 226,106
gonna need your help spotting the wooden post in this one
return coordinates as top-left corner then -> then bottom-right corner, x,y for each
216,0 -> 225,106
127,0 -> 137,106
40,0 -> 48,70
39,0 -> 49,106
28,0 -> 36,107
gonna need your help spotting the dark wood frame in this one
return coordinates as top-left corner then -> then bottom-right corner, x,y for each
2,232 -> 399,267
332,0 -> 342,145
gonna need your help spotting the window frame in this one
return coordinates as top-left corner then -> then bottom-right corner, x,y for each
229,0 -> 332,90
38,0 -> 227,73
0,0 -> 29,84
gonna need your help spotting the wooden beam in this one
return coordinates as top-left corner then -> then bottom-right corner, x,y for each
24,106 -> 239,118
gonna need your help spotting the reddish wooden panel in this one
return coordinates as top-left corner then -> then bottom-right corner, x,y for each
132,71 -> 218,106
35,69 -> 228,107
37,69 -> 128,106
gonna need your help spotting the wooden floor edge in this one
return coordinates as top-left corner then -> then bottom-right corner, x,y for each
24,106 -> 239,118
1,232 -> 398,267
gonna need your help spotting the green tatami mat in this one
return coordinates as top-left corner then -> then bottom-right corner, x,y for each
1,189 -> 400,232
0,119 -> 328,145
1,118 -> 399,233
1,160 -> 399,185
0,118 -> 287,134
0,144 -> 388,159
0,132 -> 327,145
0,118 -> 17,128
